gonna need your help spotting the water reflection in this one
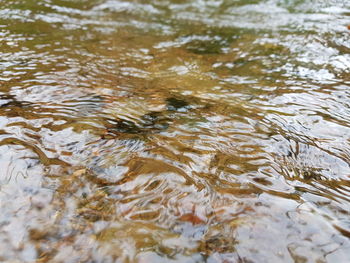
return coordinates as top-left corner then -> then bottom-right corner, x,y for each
0,0 -> 350,262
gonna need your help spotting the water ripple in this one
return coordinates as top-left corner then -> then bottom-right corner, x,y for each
0,0 -> 350,262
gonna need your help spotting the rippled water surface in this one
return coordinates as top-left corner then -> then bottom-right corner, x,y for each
1,0 -> 350,262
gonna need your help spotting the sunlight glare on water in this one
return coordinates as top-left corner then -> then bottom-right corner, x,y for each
0,0 -> 350,262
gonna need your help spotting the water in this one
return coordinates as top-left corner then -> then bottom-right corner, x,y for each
0,0 -> 350,262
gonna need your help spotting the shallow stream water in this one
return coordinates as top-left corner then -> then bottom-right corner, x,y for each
1,0 -> 350,262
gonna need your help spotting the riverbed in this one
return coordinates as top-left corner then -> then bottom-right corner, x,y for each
0,0 -> 350,262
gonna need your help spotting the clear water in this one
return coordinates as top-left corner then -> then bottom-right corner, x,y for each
0,0 -> 350,262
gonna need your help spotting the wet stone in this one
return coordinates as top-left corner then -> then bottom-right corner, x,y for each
166,97 -> 189,111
